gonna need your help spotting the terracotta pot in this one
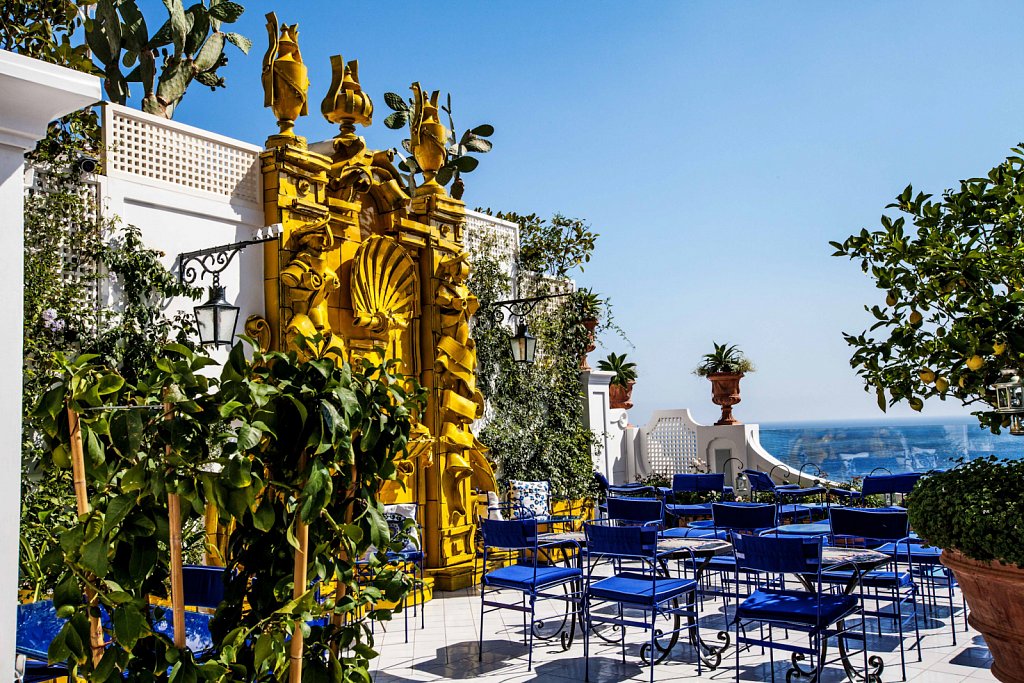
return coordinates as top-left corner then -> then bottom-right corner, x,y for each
580,318 -> 598,370
941,549 -> 1024,683
708,372 -> 743,426
609,380 -> 635,410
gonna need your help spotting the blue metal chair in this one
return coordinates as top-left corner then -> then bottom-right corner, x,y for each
663,472 -> 730,520
606,496 -> 664,525
383,505 -> 427,640
582,519 -> 701,682
730,533 -> 869,683
702,503 -> 781,601
182,565 -> 226,610
830,472 -> 923,507
874,538 -> 967,646
479,504 -> 583,669
742,469 -> 822,522
827,507 -> 921,680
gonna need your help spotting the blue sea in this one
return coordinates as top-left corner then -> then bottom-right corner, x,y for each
758,418 -> 1024,482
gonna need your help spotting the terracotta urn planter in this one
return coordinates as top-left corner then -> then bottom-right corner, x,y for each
609,380 -> 635,410
941,549 -> 1024,683
580,318 -> 598,370
708,372 -> 743,425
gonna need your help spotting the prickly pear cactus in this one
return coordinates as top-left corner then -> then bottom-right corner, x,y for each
85,0 -> 251,119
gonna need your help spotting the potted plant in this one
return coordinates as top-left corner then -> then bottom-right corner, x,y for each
908,458 -> 1024,683
574,288 -> 603,370
694,342 -> 754,425
598,352 -> 638,409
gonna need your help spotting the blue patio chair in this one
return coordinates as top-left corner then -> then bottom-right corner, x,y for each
827,507 -> 921,680
479,504 -> 583,669
873,538 -> 967,645
662,472 -> 730,519
830,472 -> 923,507
730,533 -> 869,683
582,519 -> 702,682
701,503 -> 781,600
182,565 -> 226,610
743,470 -> 823,522
606,496 -> 664,525
594,472 -> 657,516
354,504 -> 427,643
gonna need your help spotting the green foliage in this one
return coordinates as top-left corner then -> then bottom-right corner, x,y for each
597,352 -> 637,388
0,0 -> 95,73
384,91 -> 494,199
694,341 -> 754,377
0,0 -> 102,160
31,340 -> 423,680
476,210 -> 599,279
832,148 -> 1024,431
908,457 -> 1024,567
469,239 -> 599,500
84,0 -> 250,118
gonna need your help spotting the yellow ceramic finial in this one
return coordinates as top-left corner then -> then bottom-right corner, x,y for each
262,13 -> 309,143
410,82 -> 449,196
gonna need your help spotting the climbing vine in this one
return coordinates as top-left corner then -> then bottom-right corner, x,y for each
468,218 -> 604,501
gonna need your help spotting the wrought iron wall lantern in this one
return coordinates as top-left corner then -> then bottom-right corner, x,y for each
176,224 -> 282,348
993,368 -> 1024,436
483,292 -> 572,364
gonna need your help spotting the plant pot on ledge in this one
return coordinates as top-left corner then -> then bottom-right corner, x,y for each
941,550 -> 1024,683
580,317 -> 598,370
609,379 -> 635,410
708,372 -> 743,425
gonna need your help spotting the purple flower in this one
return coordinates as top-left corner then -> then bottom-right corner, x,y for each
41,309 -> 65,334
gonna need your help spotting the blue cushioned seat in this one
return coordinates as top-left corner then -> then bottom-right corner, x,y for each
483,563 -> 581,590
822,569 -> 912,589
588,572 -> 696,606
737,589 -> 858,627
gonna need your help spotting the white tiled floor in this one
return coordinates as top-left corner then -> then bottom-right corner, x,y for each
372,583 -> 994,682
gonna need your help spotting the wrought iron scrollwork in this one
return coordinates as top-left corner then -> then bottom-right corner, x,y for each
176,226 -> 283,288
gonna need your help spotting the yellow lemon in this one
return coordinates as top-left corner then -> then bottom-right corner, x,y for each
935,377 -> 949,393
967,355 -> 985,371
908,397 -> 924,412
909,311 -> 923,325
919,368 -> 935,384
958,376 -> 968,388
994,341 -> 1007,355
885,294 -> 897,307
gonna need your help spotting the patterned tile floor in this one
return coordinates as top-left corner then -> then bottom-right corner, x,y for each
371,584 -> 994,682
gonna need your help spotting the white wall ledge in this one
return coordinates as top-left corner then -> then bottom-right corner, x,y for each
0,50 -> 101,150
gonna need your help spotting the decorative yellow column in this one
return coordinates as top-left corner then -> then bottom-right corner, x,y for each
254,15 -> 496,591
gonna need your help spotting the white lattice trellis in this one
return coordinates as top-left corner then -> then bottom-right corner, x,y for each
25,169 -> 101,313
643,413 -> 700,475
103,103 -> 261,203
464,210 -> 518,267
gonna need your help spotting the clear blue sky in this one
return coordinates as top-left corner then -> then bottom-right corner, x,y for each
154,1 -> 1024,427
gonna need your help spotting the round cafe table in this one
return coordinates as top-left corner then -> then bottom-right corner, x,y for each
771,521 -> 832,537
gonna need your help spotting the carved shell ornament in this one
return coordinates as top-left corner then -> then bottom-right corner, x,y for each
351,236 -> 417,335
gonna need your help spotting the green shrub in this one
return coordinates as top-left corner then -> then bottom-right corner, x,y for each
908,456 -> 1024,567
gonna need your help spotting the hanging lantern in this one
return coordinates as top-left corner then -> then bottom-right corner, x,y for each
194,285 -> 239,348
510,322 -> 537,364
993,368 -> 1024,435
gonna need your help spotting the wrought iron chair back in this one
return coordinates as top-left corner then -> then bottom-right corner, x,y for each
606,497 -> 664,526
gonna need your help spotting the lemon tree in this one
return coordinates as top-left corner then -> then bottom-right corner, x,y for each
833,145 -> 1024,433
